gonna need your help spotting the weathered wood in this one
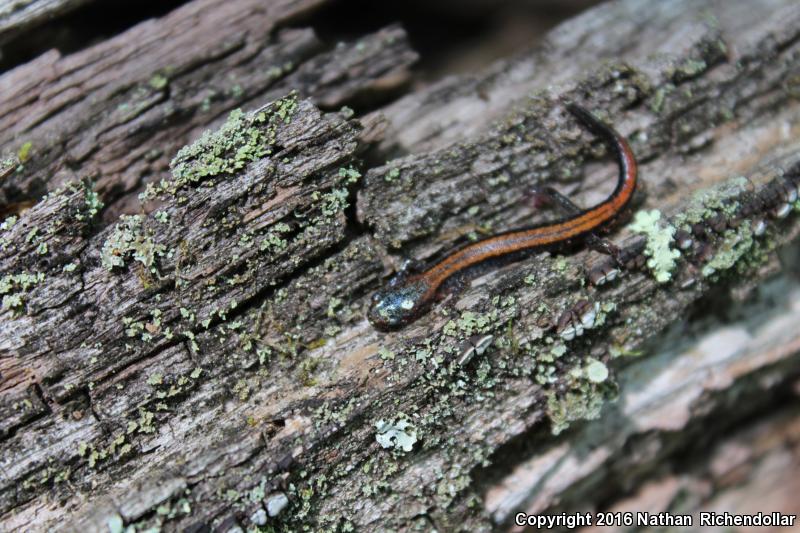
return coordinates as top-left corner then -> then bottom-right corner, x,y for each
0,0 -> 94,46
488,262 -> 800,529
0,0 -> 416,219
1,0 -> 800,531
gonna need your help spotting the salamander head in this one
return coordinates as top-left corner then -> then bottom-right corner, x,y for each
368,277 -> 431,330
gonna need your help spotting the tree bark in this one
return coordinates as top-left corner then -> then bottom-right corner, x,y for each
2,0 -> 800,532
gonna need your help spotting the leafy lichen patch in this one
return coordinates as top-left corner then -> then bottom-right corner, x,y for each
0,271 -> 45,312
628,209 -> 681,283
375,416 -> 418,453
674,175 -> 748,227
142,93 -> 299,200
101,215 -> 165,272
546,379 -> 613,436
702,222 -> 755,277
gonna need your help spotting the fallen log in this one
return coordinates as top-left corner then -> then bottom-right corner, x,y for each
1,0 -> 800,531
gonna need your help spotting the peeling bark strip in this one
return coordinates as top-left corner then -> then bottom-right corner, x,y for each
1,0 -> 800,531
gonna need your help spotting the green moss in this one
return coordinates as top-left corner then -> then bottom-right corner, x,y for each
17,141 -> 33,163
149,73 -> 169,90
628,209 -> 681,283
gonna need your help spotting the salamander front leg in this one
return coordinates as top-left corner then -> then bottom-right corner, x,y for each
387,257 -> 423,288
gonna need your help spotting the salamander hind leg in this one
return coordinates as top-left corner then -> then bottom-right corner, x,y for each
528,186 -> 583,216
530,186 -> 626,287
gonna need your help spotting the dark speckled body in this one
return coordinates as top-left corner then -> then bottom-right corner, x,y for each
368,103 -> 638,330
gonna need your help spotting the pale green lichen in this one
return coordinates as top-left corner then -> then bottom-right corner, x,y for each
35,178 -> 103,224
136,408 -> 156,434
585,359 -> 609,383
233,379 -> 250,401
675,176 -> 748,227
1,271 -> 45,312
142,93 -> 298,199
378,347 -> 395,361
546,354 -> 617,434
385,167 -> 400,182
259,222 -> 291,253
1,215 -> 17,232
649,84 -> 674,113
317,188 -> 349,217
442,310 -> 497,338
338,166 -> 361,184
375,417 -> 417,452
628,209 -> 681,283
546,386 -> 608,435
106,514 -> 124,533
550,343 -> 567,358
701,222 -> 755,277
101,215 -> 165,272
672,58 -> 707,80
74,181 -> 104,222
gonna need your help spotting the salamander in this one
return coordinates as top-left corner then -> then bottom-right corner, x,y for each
368,103 -> 638,330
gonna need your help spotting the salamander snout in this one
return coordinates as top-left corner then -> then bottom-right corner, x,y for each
367,278 -> 430,330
